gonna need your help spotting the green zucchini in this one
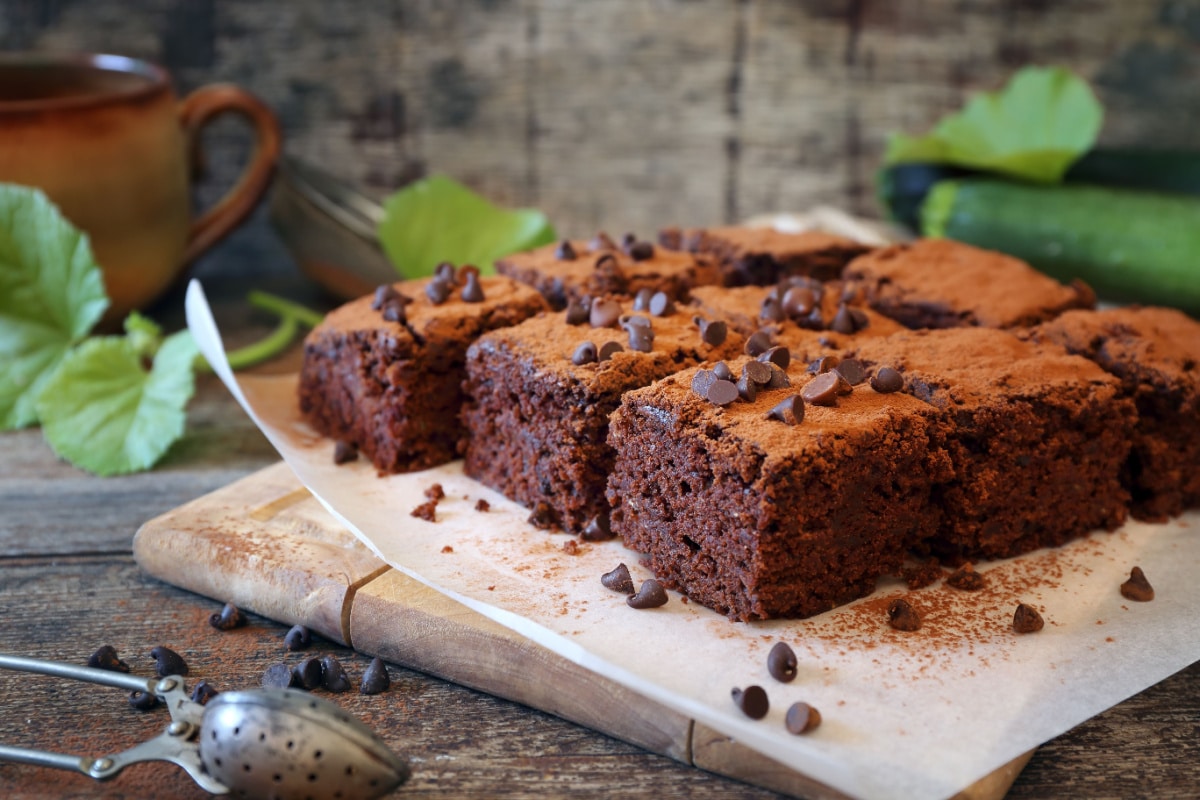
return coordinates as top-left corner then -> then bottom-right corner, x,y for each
921,178 -> 1200,314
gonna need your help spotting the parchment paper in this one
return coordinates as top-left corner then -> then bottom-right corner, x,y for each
187,281 -> 1200,800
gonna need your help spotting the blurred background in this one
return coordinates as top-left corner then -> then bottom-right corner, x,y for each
3,0 -> 1198,286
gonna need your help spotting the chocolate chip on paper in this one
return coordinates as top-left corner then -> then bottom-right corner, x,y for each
601,563 -> 635,594
731,685 -> 769,720
627,579 -> 669,609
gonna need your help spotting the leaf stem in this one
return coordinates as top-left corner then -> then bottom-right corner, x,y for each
197,291 -> 324,372
246,291 -> 325,328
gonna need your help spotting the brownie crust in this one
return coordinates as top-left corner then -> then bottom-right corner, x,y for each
842,238 -> 1095,329
1028,306 -> 1200,521
299,275 -> 546,473
660,225 -> 871,286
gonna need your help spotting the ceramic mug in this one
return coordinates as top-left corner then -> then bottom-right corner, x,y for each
0,52 -> 282,320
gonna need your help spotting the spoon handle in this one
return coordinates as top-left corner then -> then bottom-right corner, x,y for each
0,653 -> 155,693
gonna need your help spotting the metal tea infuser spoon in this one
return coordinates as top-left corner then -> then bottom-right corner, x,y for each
0,653 -> 409,799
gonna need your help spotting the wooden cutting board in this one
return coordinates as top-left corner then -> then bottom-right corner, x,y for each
133,461 -> 1031,800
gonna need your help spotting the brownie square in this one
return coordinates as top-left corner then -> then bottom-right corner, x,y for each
495,235 -> 719,310
299,274 -> 546,473
606,357 -> 952,621
1027,306 -> 1200,521
659,225 -> 871,286
461,298 -> 745,534
842,238 -> 1095,329
848,328 -> 1136,561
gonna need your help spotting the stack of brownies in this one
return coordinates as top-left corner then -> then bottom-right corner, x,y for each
299,227 -> 1200,621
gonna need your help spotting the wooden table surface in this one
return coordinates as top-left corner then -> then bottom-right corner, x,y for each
2,275 -> 1198,800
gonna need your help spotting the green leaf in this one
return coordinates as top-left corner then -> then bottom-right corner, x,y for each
36,328 -> 199,476
377,175 -> 556,278
0,184 -> 109,429
883,66 -> 1103,184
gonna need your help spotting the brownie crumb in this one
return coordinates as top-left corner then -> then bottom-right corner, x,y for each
1120,566 -> 1154,602
627,579 -> 669,609
785,702 -> 821,735
474,499 -> 490,512
562,539 -> 580,555
424,483 -> 445,501
946,563 -> 985,591
601,563 -> 635,594
901,558 -> 944,590
731,685 -> 770,719
887,598 -> 922,631
333,439 -> 359,465
441,545 -> 454,554
527,502 -> 556,529
411,500 -> 438,522
1013,603 -> 1045,633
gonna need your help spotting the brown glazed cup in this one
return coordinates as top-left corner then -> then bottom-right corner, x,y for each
0,53 -> 281,320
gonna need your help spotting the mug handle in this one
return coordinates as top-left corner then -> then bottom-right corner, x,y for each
178,84 -> 282,264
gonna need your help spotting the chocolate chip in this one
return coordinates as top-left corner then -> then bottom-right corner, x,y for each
712,361 -> 733,382
887,599 -> 921,631
333,439 -> 358,465
128,690 -> 159,711
435,262 -> 456,283
475,499 -> 490,512
835,358 -> 866,386
88,645 -> 130,673
745,330 -> 772,357
590,297 -> 622,328
801,372 -> 841,407
758,346 -> 790,369
782,286 -> 816,318
581,513 -> 614,541
360,657 -> 390,695
760,297 -> 785,323
766,395 -> 805,425
1120,566 -> 1154,602
293,656 -> 324,690
707,379 -> 739,406
620,232 -> 637,250
572,341 -> 598,365
262,663 -> 297,689
946,564 -> 985,591
731,685 -> 769,720
601,563 -> 635,594
598,341 -> 624,361
697,317 -> 727,347
850,307 -> 870,330
630,241 -> 655,260
150,646 -> 189,677
632,288 -> 654,311
736,375 -> 757,402
742,360 -> 772,386
590,231 -> 617,251
649,291 -> 675,316
425,278 -> 451,305
808,355 -> 839,374
527,502 -> 556,529
801,307 -> 825,330
381,297 -> 408,323
830,303 -> 858,334
593,253 -> 620,278
321,655 -> 352,693
785,702 -> 821,734
870,366 -> 904,394
627,579 -> 668,608
834,371 -> 854,396
767,641 -> 798,682
767,365 -> 791,389
1013,603 -> 1045,633
555,240 -> 577,260
460,268 -> 485,302
565,300 -> 590,325
371,284 -> 399,310
284,624 -> 312,651
691,369 -> 717,399
190,680 -> 219,706
210,602 -> 247,631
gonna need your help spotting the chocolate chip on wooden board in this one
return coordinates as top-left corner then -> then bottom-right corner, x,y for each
294,656 -> 324,690
210,601 -> 247,631
150,645 -> 189,677
284,624 -> 312,651
1120,566 -> 1154,602
262,663 -> 297,689
360,657 -> 391,695
87,645 -> 129,673
321,655 -> 352,693
128,690 -> 159,711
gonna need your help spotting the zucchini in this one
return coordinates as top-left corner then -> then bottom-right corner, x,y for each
921,178 -> 1200,314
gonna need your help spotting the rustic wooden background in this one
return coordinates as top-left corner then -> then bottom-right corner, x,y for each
2,0 -> 1198,281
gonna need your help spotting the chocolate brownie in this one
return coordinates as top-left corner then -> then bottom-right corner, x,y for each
659,225 -> 871,285
1027,306 -> 1200,521
461,296 -> 746,534
495,234 -> 719,310
299,271 -> 546,473
606,356 -> 953,621
848,327 -> 1136,561
842,238 -> 1095,329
